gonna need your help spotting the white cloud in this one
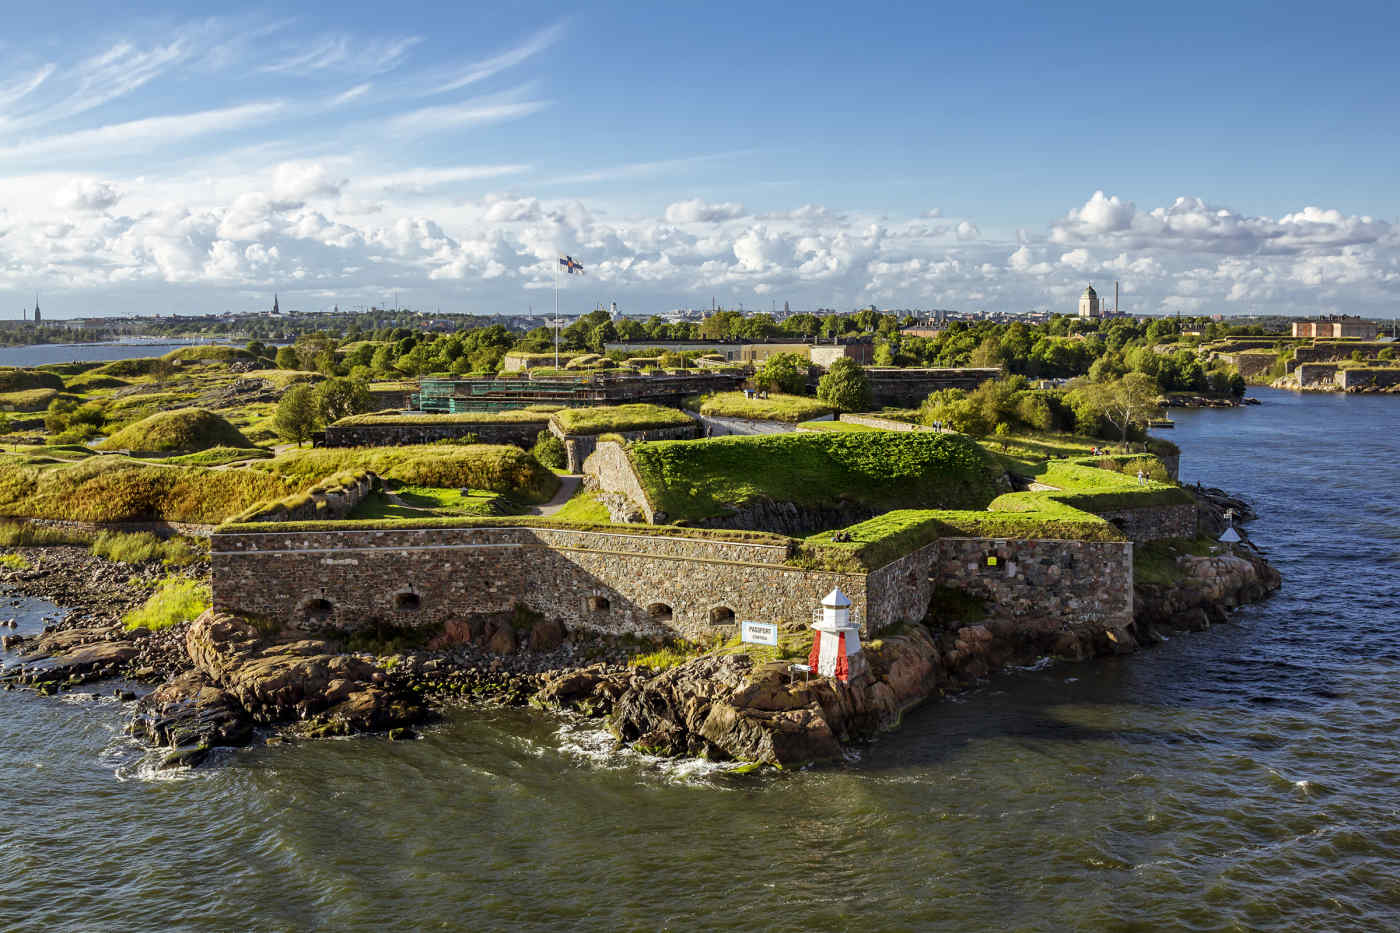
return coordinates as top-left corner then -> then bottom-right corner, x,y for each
387,96 -> 549,134
431,22 -> 567,94
272,162 -> 345,203
664,199 -> 746,223
53,178 -> 121,211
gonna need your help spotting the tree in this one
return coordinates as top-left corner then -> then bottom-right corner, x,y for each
274,384 -> 320,445
1080,372 -> 1160,444
754,352 -> 809,394
315,377 -> 373,424
275,346 -> 299,370
815,358 -> 871,411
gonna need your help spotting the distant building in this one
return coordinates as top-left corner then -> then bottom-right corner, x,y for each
271,294 -> 281,315
1292,316 -> 1377,339
1077,285 -> 1100,319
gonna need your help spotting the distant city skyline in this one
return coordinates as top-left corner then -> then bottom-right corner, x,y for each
1,0 -> 1397,319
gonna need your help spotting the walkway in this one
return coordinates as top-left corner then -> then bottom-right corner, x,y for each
529,474 -> 582,516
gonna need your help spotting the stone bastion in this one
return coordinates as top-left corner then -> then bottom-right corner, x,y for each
211,523 -> 1133,643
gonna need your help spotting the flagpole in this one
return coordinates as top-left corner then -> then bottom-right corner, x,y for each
554,257 -> 560,369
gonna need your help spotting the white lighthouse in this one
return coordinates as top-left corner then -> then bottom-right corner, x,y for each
807,588 -> 867,683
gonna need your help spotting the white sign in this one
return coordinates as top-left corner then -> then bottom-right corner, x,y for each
740,620 -> 779,646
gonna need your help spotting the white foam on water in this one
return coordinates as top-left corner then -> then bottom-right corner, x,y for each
553,719 -> 738,785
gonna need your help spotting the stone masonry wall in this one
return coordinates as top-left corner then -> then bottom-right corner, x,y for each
211,525 -> 867,642
930,537 -> 1133,627
1092,502 -> 1197,543
550,420 -> 701,472
212,523 -> 1136,646
582,441 -> 658,521
322,419 -> 547,449
838,414 -> 934,432
1339,367 -> 1400,390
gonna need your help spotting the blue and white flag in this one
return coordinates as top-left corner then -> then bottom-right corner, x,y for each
559,255 -> 584,274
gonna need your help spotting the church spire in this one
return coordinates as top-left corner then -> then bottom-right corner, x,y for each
271,293 -> 280,315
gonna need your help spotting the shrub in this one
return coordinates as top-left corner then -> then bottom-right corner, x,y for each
753,352 -> 809,394
99,408 -> 251,453
0,368 -> 64,393
123,576 -> 210,632
273,384 -> 320,445
815,358 -> 872,412
532,430 -> 566,470
0,553 -> 31,571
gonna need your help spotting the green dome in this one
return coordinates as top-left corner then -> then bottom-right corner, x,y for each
1082,285 -> 1098,298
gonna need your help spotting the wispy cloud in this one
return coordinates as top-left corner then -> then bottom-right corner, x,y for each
430,22 -> 565,95
261,34 -> 422,76
387,94 -> 549,134
0,64 -> 55,112
330,83 -> 373,107
544,152 -> 756,186
0,101 -> 284,161
360,164 -> 531,192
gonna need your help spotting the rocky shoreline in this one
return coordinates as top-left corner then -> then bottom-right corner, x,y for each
0,489 -> 1281,771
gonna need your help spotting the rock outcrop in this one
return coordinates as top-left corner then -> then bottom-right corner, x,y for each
1135,548 -> 1280,635
130,611 -> 425,765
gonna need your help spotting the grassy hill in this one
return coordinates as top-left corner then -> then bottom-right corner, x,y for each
628,431 -> 1004,522
254,444 -> 560,503
99,408 -> 252,453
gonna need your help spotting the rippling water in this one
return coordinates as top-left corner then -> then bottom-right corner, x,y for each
2,388 -> 1397,932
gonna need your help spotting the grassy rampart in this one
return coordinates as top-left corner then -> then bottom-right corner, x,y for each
628,431 -> 1003,522
693,391 -> 835,423
333,409 -> 547,426
99,408 -> 251,453
552,404 -> 693,435
251,443 -> 560,503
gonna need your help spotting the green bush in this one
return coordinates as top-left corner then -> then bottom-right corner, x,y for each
123,576 -> 210,631
0,368 -> 64,393
531,430 -> 566,469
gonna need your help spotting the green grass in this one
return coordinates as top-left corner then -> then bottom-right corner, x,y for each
160,345 -> 259,364
0,368 -> 65,393
551,404 -> 694,435
91,530 -> 203,566
794,506 -> 1121,572
255,444 -> 560,503
160,446 -> 273,467
629,431 -> 1003,523
0,552 -> 31,571
64,373 -> 132,392
795,419 -> 876,432
550,489 -> 613,523
348,486 -> 506,520
1025,461 -> 1194,511
694,391 -> 836,423
0,454 -> 293,524
0,521 -> 95,547
0,387 -> 62,411
99,408 -> 252,453
122,576 -> 210,632
333,409 -> 548,426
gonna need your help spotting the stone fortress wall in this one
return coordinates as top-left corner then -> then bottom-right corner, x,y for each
211,523 -> 1134,642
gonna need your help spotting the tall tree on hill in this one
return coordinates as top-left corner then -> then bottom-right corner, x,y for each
1081,372 -> 1160,445
315,377 -> 373,424
273,384 -> 320,446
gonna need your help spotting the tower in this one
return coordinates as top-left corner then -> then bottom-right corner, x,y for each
271,293 -> 280,315
1078,285 -> 1100,319
1114,281 -> 1119,317
32,294 -> 40,323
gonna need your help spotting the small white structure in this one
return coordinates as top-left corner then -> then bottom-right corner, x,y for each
807,588 -> 867,683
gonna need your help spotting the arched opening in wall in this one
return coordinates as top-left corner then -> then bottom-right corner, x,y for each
647,603 -> 673,622
587,595 -> 610,612
395,591 -> 421,612
709,606 -> 735,625
303,598 -> 334,624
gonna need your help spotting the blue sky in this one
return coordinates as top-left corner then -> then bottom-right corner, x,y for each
1,0 -> 1396,318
